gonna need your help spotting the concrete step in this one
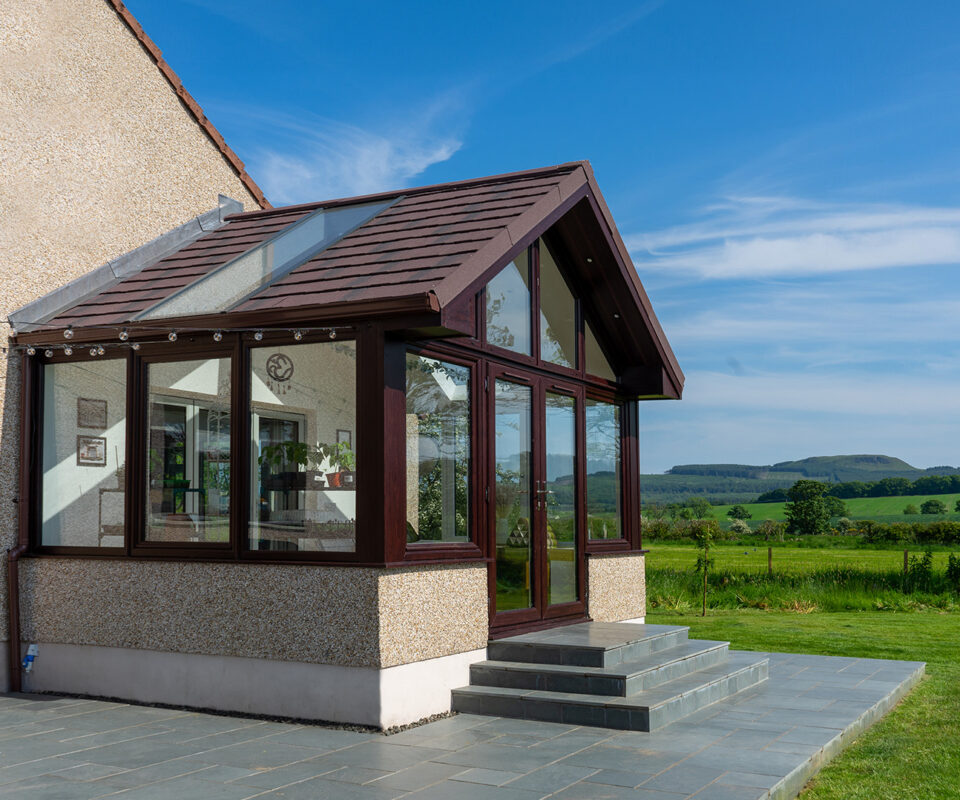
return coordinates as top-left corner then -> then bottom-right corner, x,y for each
470,639 -> 731,696
452,651 -> 768,731
487,622 -> 689,668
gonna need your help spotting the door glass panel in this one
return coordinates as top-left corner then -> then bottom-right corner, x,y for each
146,358 -> 231,543
585,320 -> 616,381
545,392 -> 578,605
539,240 -> 577,369
585,398 -> 622,539
486,250 -> 531,355
494,380 -> 533,612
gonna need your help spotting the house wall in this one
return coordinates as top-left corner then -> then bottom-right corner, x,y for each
586,552 -> 646,622
0,0 -> 264,686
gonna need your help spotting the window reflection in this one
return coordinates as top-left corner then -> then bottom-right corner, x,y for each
405,353 -> 470,543
249,341 -> 357,553
145,358 -> 231,543
485,250 -> 531,355
539,240 -> 577,369
586,398 -> 622,540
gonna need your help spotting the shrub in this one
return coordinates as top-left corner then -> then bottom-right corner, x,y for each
915,520 -> 960,545
836,517 -> 854,534
906,549 -> 934,592
947,554 -> 960,593
903,504 -> 919,515
756,519 -> 786,541
729,518 -> 751,536
727,504 -> 752,520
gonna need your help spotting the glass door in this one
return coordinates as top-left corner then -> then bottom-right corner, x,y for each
490,367 -> 584,628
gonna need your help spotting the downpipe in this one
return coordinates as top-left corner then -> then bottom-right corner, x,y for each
6,541 -> 27,693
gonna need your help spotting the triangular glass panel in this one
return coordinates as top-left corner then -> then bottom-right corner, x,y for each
538,238 -> 577,369
585,319 -> 616,381
138,198 -> 397,320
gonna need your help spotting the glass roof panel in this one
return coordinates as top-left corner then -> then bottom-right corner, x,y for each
138,198 -> 397,320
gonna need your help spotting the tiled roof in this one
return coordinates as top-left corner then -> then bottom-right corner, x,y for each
46,164 -> 583,326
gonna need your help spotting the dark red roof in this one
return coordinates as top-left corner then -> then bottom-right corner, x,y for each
31,161 -> 684,397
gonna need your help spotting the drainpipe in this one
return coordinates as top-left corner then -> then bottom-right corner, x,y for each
6,541 -> 27,693
7,351 -> 31,693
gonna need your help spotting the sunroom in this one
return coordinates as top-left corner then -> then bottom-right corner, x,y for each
8,162 -> 683,727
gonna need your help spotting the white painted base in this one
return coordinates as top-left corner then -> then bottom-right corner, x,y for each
621,616 -> 646,625
21,642 -> 486,729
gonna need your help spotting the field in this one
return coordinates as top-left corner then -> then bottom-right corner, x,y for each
704,492 -> 960,524
645,610 -> 960,799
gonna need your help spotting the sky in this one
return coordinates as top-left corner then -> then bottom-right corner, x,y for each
127,0 -> 960,474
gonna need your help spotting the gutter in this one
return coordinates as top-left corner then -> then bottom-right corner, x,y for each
6,542 -> 27,693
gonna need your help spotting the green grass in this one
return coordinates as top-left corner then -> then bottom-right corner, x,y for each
707,492 -> 960,523
645,610 -> 960,799
645,543 -> 960,612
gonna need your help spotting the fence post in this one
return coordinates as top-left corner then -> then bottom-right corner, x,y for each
903,549 -> 909,575
768,546 -> 773,577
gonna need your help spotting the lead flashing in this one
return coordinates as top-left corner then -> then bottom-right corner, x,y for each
8,197 -> 242,333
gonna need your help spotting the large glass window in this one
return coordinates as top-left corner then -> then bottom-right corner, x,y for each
485,250 -> 531,355
145,358 -> 231,543
405,353 -> 470,544
539,240 -> 577,369
585,398 -> 623,540
41,359 -> 127,548
250,341 -> 357,553
585,320 -> 616,382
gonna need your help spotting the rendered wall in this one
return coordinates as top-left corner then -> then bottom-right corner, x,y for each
19,559 -> 488,669
0,0 -> 262,656
586,552 -> 646,622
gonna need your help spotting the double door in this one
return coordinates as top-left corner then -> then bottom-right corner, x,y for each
489,367 -> 585,629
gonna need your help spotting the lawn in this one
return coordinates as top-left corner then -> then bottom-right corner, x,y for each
645,609 -> 960,799
706,492 -> 960,524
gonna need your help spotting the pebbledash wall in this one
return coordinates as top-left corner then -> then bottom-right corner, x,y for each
0,0 -> 262,691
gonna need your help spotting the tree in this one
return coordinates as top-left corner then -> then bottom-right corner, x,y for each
687,497 -> 713,520
823,496 -> 847,518
921,499 -> 948,515
955,499 -> 960,513
784,480 -> 830,536
691,520 -> 717,616
903,504 -> 919,515
727,504 -> 752,520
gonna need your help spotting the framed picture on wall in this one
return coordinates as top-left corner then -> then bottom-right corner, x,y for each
336,429 -> 352,448
77,398 -> 107,429
77,435 -> 107,467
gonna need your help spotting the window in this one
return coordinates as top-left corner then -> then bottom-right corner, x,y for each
539,239 -> 577,369
585,398 -> 622,540
485,250 -> 531,355
145,358 -> 231,543
250,341 -> 357,553
41,359 -> 127,548
405,352 -> 471,544
585,320 -> 616,382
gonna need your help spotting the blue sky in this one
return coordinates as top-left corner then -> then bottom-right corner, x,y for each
129,0 -> 960,473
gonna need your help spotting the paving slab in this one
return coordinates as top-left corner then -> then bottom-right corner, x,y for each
0,649 -> 923,800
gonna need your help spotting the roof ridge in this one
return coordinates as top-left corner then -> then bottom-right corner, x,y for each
225,162 -> 587,221
105,0 -> 270,209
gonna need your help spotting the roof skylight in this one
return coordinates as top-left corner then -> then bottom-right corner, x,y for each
137,198 -> 397,320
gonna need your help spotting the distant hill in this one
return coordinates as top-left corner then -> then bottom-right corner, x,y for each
642,455 -> 958,505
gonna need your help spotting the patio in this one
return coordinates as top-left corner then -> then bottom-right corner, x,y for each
0,648 -> 922,799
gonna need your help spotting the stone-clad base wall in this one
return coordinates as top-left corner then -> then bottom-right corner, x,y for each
20,559 -> 488,669
586,552 -> 646,622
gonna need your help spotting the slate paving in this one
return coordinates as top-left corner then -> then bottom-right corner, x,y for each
0,650 -> 923,799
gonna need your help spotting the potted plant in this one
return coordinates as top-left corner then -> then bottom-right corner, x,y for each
317,441 -> 356,488
258,441 -> 310,490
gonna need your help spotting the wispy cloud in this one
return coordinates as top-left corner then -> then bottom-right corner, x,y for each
627,196 -> 960,278
219,97 -> 464,205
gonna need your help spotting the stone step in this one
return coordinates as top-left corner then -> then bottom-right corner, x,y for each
452,651 -> 768,731
487,622 -> 689,668
470,639 -> 731,696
